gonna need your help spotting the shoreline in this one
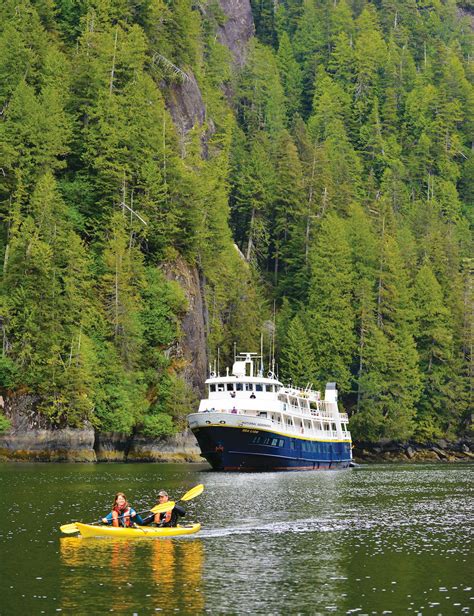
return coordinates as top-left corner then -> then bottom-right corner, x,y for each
353,438 -> 474,464
0,435 -> 472,464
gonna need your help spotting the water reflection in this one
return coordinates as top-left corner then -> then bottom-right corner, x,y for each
59,536 -> 204,613
1,463 -> 471,615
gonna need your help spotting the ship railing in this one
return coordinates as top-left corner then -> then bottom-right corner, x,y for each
279,427 -> 343,439
309,410 -> 335,419
339,413 -> 349,422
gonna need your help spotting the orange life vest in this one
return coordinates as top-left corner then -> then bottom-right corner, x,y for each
155,508 -> 172,525
112,505 -> 132,527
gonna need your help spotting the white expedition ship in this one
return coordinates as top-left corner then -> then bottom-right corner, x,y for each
187,352 -> 352,471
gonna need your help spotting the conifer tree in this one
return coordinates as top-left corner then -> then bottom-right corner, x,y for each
307,214 -> 355,392
279,314 -> 317,386
412,264 -> 459,438
277,32 -> 303,120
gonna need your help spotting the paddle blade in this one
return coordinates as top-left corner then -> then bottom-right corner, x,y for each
150,500 -> 175,514
181,484 -> 204,502
60,523 -> 79,534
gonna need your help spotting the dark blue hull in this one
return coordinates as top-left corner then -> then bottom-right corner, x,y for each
191,425 -> 352,471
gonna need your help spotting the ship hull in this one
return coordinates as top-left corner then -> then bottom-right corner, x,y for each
190,423 -> 352,472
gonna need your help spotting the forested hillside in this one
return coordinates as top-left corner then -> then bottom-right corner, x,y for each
0,0 -> 472,443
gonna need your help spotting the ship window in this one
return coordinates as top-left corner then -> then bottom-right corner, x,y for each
226,383 -> 234,391
279,439 -> 284,447
271,438 -> 278,446
290,440 -> 295,450
332,423 -> 337,431
256,384 -> 263,392
245,383 -> 253,391
209,384 -> 216,392
217,384 -> 225,392
236,383 -> 243,391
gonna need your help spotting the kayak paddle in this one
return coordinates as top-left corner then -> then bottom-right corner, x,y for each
60,501 -> 175,535
148,483 -> 204,514
180,483 -> 204,502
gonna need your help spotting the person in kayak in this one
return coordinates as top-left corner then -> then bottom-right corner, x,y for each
101,492 -> 144,527
142,490 -> 186,527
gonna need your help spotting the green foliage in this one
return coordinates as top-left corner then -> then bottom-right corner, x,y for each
307,214 -> 355,392
0,356 -> 18,390
0,414 -> 11,434
279,314 -> 317,386
0,0 -> 471,446
141,413 -> 175,438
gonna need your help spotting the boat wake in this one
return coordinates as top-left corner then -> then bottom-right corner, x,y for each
197,516 -> 374,539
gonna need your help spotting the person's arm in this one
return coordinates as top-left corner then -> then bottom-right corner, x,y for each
128,508 -> 144,525
133,513 -> 145,525
101,512 -> 113,525
174,504 -> 186,518
140,513 -> 154,526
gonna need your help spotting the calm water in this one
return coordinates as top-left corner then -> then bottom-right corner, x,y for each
0,462 -> 472,615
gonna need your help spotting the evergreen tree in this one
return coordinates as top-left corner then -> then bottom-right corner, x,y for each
279,314 -> 317,386
277,32 -> 303,120
307,214 -> 355,392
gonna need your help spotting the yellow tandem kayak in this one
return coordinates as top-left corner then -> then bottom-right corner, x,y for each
75,522 -> 201,538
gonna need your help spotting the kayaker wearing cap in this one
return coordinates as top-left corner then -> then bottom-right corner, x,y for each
142,490 -> 186,527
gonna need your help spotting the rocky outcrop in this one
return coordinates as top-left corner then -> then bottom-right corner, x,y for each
162,0 -> 254,152
127,430 -> 201,463
353,438 -> 474,464
0,395 -> 96,461
162,257 -> 208,394
94,432 -> 132,462
218,0 -> 255,67
0,393 -> 203,462
165,71 -> 213,150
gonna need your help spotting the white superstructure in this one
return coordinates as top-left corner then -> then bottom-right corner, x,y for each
188,353 -> 351,443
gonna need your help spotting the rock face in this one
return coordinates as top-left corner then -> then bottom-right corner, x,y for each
353,439 -> 474,463
0,395 -> 96,461
163,257 -> 208,394
218,0 -> 255,66
94,432 -> 132,462
127,430 -> 201,463
165,71 -> 211,145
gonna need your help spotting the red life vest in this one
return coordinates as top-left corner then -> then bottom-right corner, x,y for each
112,505 -> 132,527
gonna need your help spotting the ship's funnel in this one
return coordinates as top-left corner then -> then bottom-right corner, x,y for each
325,382 -> 337,402
232,361 -> 246,377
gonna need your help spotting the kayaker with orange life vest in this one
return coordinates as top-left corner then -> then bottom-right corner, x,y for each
101,492 -> 144,527
142,490 -> 186,528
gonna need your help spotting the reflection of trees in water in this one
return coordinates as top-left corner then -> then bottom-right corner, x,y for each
150,540 -> 204,612
59,537 -> 204,613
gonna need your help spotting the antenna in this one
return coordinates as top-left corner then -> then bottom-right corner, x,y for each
233,342 -> 236,363
260,333 -> 264,376
271,300 -> 276,375
217,347 -> 220,376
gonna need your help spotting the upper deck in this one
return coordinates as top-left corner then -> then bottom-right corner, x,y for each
196,353 -> 350,436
